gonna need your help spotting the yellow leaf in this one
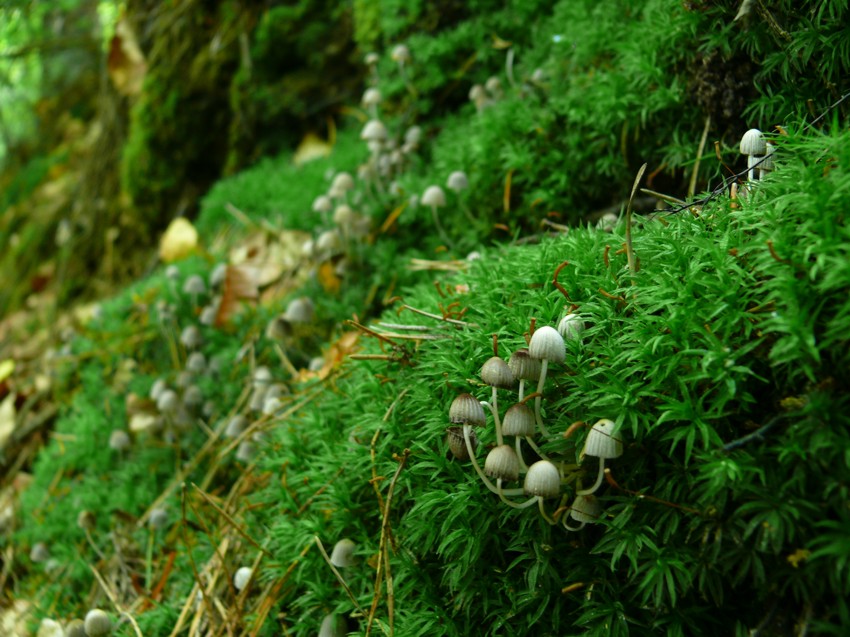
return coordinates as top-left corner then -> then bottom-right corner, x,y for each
0,360 -> 14,384
0,392 -> 16,449
159,218 -> 198,262
294,133 -> 332,165
318,261 -> 341,294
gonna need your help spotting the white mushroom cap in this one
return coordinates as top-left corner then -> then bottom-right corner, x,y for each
361,87 -> 381,108
446,170 -> 469,192
528,326 -> 566,364
234,566 -> 253,591
740,128 -> 766,155
449,393 -> 486,426
182,275 -> 206,296
331,172 -> 355,193
225,415 -> 247,438
361,119 -> 388,142
108,429 -> 131,451
481,356 -> 515,389
508,348 -> 542,381
283,296 -> 315,324
149,507 -> 169,529
421,185 -> 446,207
404,125 -> 422,146
333,204 -> 356,227
557,313 -> 585,341
364,52 -> 379,66
391,44 -> 410,63
319,613 -> 347,637
84,609 -> 112,637
316,229 -> 342,256
484,444 -> 520,481
312,194 -> 333,213
570,494 -> 602,523
180,325 -> 202,349
502,403 -> 536,437
523,460 -> 561,498
583,419 -> 623,459
330,538 -> 357,567
469,84 -> 486,102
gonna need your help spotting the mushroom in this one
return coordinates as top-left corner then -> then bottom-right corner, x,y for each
563,494 -> 602,531
527,326 -> 566,438
480,355 -> 515,445
319,613 -> 347,637
740,128 -> 766,182
234,566 -> 253,592
312,194 -> 333,226
502,402 -> 535,470
421,185 -> 452,247
557,313 -> 585,341
84,609 -> 112,637
577,419 -> 623,495
361,87 -> 381,118
499,460 -> 561,524
759,141 -> 776,179
508,347 -> 542,402
330,538 -> 357,568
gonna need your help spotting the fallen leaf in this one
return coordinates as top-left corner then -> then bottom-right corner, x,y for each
0,392 -> 16,449
293,133 -> 332,165
318,261 -> 341,294
215,265 -> 260,326
108,18 -> 147,96
159,218 -> 198,262
0,360 -> 14,384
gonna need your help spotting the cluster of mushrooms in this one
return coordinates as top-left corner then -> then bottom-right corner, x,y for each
447,316 -> 624,531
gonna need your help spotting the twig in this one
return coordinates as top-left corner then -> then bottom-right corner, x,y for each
366,449 -> 410,636
399,304 -> 479,328
552,261 -> 571,301
625,163 -> 648,275
190,483 -> 271,556
722,416 -> 783,451
604,468 -> 701,515
688,115 -> 711,199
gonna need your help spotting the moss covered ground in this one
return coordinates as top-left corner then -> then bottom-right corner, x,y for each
4,1 -> 850,635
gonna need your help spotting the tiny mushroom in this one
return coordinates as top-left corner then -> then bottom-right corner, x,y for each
740,128 -> 767,182
421,185 -> 451,246
234,566 -> 253,592
577,419 -> 624,495
527,326 -> 566,436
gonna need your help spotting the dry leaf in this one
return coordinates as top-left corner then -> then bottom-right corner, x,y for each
108,18 -> 147,96
0,392 -> 16,450
159,218 -> 198,262
0,360 -> 13,384
215,265 -> 260,326
296,332 -> 359,382
318,261 -> 341,294
293,133 -> 332,165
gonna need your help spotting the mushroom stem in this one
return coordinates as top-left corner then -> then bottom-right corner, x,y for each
537,497 -> 557,525
562,517 -> 586,532
490,388 -> 504,446
533,359 -> 552,438
524,435 -> 551,462
518,378 -> 525,402
747,154 -> 757,182
497,479 -> 537,509
430,204 -> 453,248
577,457 -> 607,496
463,425 -> 523,496
514,436 -> 528,472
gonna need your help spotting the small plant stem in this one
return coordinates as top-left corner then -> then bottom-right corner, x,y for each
463,425 -> 523,496
514,436 -> 528,472
624,163 -> 648,275
497,479 -> 537,509
562,516 -> 585,532
533,359 -> 553,438
145,529 -> 155,591
488,388 -> 504,445
430,204 -> 453,248
577,457 -> 607,496
524,435 -> 551,462
538,498 -> 557,525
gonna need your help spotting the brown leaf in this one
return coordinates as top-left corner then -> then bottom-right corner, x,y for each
108,18 -> 147,96
215,265 -> 260,326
